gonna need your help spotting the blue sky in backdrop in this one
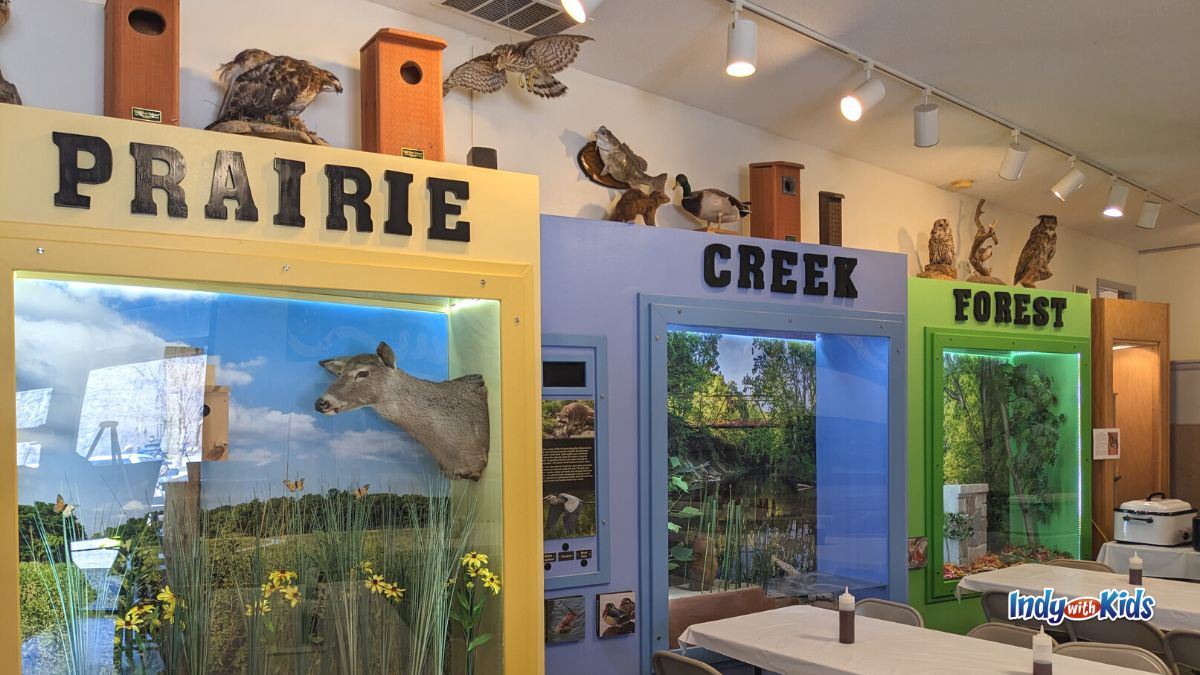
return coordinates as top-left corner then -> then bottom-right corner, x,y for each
14,279 -> 464,532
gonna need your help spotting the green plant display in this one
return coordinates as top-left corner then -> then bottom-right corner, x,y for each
449,551 -> 503,675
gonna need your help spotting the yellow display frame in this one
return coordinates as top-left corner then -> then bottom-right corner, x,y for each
0,107 -> 542,674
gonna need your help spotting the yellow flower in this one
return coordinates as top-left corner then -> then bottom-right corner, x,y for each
114,617 -> 139,632
480,570 -> 502,595
268,570 -> 297,586
382,582 -> 405,602
123,608 -> 146,627
461,552 -> 488,570
244,598 -> 271,616
163,605 -> 175,624
465,581 -> 474,590
113,635 -> 122,645
364,575 -> 386,594
261,582 -> 278,599
360,561 -> 375,575
156,586 -> 176,606
281,585 -> 302,607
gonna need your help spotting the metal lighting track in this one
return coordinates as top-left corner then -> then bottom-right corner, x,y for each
731,0 -> 1200,221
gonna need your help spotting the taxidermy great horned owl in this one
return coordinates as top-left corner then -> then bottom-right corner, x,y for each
1013,215 -> 1058,288
443,35 -> 592,98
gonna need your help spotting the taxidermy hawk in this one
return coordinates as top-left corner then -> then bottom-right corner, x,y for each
206,51 -> 342,130
0,0 -> 10,31
443,35 -> 592,98
0,68 -> 20,106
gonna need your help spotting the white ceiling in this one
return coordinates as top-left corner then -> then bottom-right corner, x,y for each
374,0 -> 1200,252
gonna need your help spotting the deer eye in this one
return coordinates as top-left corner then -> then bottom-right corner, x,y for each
355,370 -> 369,380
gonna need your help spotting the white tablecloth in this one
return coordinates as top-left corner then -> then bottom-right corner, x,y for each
957,563 -> 1200,631
1098,541 -> 1200,581
677,605 -> 1144,674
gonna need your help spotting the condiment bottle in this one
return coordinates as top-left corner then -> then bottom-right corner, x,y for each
1032,627 -> 1053,675
1129,551 -> 1143,586
838,587 -> 855,644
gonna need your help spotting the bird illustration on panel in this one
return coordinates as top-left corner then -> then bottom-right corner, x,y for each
443,35 -> 591,98
1013,215 -> 1058,288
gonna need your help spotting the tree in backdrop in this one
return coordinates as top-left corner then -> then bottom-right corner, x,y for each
18,502 -> 86,562
943,354 -> 1065,546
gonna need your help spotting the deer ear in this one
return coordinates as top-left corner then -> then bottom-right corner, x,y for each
376,342 -> 396,369
319,358 -> 347,375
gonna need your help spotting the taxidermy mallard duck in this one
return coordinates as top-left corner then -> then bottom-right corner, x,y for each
674,174 -> 750,228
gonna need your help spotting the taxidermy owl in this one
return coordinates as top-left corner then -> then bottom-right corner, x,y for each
443,35 -> 592,98
0,0 -> 10,31
0,67 -> 20,106
1013,215 -> 1058,288
206,52 -> 342,130
927,219 -> 955,267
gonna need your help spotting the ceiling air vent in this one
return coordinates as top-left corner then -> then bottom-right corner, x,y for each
438,0 -> 574,37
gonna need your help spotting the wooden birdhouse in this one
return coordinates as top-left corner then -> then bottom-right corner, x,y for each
104,0 -> 180,125
361,29 -> 448,161
749,161 -> 805,242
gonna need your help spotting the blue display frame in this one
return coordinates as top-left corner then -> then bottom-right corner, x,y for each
636,295 -> 907,671
543,334 -> 612,591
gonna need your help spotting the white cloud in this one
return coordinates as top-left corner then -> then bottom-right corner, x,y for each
122,499 -> 148,514
213,356 -> 265,387
232,447 -> 283,467
327,428 -> 420,463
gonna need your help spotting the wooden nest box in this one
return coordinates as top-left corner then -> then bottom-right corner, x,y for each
104,0 -> 180,125
361,29 -> 448,161
749,161 -> 805,242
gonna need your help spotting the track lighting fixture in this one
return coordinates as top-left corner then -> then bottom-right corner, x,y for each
913,89 -> 938,148
1103,178 -> 1129,218
998,130 -> 1029,181
725,0 -> 757,78
1137,199 -> 1162,229
1051,157 -> 1085,201
840,63 -> 885,122
560,0 -> 604,23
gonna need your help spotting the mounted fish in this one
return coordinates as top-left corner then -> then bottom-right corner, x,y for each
674,174 -> 751,231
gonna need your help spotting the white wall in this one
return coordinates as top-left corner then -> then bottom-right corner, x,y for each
1139,249 -> 1200,360
0,0 -> 1138,293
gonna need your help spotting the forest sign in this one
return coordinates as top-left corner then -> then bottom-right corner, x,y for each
953,288 -> 1067,328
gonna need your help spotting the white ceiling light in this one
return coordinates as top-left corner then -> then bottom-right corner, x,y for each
1051,156 -> 1086,201
1103,178 -> 1129,218
840,64 -> 885,122
913,89 -> 938,148
1137,199 -> 1162,229
998,130 -> 1030,181
725,0 -> 757,78
560,0 -> 603,23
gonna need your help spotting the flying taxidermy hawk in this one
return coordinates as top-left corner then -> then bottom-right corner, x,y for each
443,34 -> 592,99
206,51 -> 342,130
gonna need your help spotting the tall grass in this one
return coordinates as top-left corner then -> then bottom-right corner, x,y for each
401,476 -> 479,675
160,509 -> 216,675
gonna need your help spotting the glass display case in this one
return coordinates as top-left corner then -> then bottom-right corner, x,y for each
935,347 -> 1083,586
15,276 -> 504,674
664,329 -> 891,603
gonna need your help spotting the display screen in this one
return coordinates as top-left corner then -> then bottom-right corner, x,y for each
939,349 -> 1082,580
14,277 -> 504,673
665,329 -> 890,611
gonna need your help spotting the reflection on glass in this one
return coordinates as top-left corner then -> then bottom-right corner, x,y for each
940,350 -> 1082,580
15,278 -> 504,674
665,330 -> 890,611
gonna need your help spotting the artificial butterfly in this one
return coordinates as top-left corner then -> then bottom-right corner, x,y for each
53,494 -> 76,518
351,484 -> 370,499
283,478 -> 305,493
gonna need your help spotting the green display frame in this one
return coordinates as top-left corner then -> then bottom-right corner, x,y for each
924,329 -> 1092,601
906,277 -> 1092,632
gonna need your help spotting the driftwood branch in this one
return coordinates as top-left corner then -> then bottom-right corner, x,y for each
966,199 -> 1003,283
207,120 -> 329,146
